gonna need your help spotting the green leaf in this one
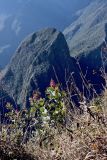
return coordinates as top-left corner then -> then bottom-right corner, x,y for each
30,107 -> 36,113
40,107 -> 45,113
39,99 -> 45,107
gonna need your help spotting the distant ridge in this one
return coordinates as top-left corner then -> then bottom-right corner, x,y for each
64,0 -> 107,57
64,0 -> 107,88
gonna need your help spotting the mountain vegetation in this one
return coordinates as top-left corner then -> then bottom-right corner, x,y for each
0,78 -> 107,160
0,1 -> 107,159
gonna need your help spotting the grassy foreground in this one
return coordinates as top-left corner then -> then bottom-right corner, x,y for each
0,79 -> 107,160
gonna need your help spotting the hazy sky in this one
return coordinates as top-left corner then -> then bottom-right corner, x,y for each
0,0 -> 90,67
0,0 -> 90,31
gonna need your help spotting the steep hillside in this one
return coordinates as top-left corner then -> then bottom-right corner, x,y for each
64,0 -> 107,57
64,0 -> 107,92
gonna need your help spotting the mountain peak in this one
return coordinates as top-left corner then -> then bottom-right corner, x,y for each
1,28 -> 80,107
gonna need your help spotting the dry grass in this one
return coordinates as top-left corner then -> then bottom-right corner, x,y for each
24,120 -> 107,159
0,140 -> 35,160
0,73 -> 107,160
21,90 -> 107,160
0,91 -> 107,160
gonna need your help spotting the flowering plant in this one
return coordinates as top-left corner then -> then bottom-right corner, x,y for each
29,79 -> 66,128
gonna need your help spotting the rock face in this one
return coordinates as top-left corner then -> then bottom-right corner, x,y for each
1,28 -> 82,107
64,0 -> 107,92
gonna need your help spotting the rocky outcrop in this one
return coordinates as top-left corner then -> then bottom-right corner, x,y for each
1,28 -> 82,107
